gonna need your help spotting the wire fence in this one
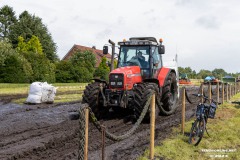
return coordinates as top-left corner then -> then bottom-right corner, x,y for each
78,91 -> 156,160
78,82 -> 240,160
181,82 -> 240,134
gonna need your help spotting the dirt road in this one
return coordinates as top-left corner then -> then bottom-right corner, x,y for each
0,85 -> 222,160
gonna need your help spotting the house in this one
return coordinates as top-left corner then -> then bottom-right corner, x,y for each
62,44 -> 111,67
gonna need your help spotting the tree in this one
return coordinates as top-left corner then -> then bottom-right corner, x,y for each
212,68 -> 227,79
94,56 -> 110,80
70,50 -> 96,70
9,10 -> 58,61
197,69 -> 212,79
55,61 -> 75,83
178,67 -> 185,75
72,67 -> 93,82
0,53 -> 33,83
114,59 -> 118,69
178,66 -> 197,79
17,36 -> 55,83
0,5 -> 17,39
24,52 -> 55,83
0,39 -> 15,66
68,50 -> 96,82
0,40 -> 33,83
17,35 -> 43,54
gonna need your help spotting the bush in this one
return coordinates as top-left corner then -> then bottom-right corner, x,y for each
23,52 -> 56,83
94,56 -> 110,80
55,61 -> 74,83
0,54 -> 33,83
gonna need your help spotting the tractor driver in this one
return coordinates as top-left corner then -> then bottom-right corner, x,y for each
136,51 -> 148,68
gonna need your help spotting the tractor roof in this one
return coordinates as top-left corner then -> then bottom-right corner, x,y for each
118,37 -> 159,46
129,37 -> 158,44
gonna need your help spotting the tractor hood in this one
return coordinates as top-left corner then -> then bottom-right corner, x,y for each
110,66 -> 142,90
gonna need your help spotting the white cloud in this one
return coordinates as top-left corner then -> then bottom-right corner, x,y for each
1,0 -> 240,73
196,16 -> 220,29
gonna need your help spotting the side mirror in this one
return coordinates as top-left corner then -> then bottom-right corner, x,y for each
103,46 -> 108,55
158,45 -> 165,54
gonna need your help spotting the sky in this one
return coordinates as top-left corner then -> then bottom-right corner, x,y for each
1,0 -> 240,73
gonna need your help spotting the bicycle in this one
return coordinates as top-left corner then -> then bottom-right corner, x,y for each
188,94 -> 219,146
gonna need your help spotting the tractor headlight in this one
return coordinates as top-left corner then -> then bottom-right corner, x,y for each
109,74 -> 124,88
117,82 -> 122,85
110,82 -> 116,85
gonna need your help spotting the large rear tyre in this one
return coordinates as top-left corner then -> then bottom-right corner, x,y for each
133,83 -> 161,121
189,118 -> 205,146
160,72 -> 178,115
82,82 -> 108,119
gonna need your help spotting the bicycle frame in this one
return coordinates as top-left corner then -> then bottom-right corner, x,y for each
196,103 -> 209,122
189,94 -> 218,146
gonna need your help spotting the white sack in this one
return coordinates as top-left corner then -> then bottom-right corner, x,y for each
41,82 -> 57,103
26,82 -> 57,104
28,82 -> 43,96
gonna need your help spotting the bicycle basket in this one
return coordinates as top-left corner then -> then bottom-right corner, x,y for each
208,102 -> 217,119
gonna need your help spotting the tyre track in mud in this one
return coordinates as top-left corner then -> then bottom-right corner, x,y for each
0,102 -> 81,160
0,85 -> 223,160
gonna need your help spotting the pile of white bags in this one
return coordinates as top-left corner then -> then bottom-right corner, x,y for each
26,82 -> 57,104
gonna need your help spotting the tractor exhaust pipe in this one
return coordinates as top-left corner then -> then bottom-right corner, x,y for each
108,39 -> 115,72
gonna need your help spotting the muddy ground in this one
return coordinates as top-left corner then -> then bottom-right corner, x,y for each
0,85 -> 224,160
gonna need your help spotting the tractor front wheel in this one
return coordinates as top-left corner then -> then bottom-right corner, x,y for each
82,82 -> 108,119
133,83 -> 160,121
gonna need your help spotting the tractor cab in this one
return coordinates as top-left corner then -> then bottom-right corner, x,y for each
117,37 -> 165,79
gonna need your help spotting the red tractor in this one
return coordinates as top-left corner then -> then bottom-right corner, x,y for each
82,37 -> 179,120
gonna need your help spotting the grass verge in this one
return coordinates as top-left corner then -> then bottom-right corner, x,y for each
0,83 -> 88,103
139,94 -> 240,160
13,93 -> 83,104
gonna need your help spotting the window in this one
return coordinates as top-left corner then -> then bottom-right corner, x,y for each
118,46 -> 150,69
151,46 -> 162,69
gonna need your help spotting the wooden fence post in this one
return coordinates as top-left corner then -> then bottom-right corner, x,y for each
150,93 -> 155,160
181,88 -> 186,134
209,82 -> 212,103
226,84 -> 229,102
217,82 -> 219,107
222,83 -> 224,103
237,82 -> 239,93
102,126 -> 106,160
230,84 -> 232,99
237,82 -> 240,92
84,108 -> 89,160
201,83 -> 204,103
235,82 -> 237,95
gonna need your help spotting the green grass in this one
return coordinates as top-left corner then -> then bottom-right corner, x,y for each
139,93 -> 240,160
0,83 -> 30,95
0,83 -> 87,95
179,79 -> 203,87
0,83 -> 88,103
190,79 -> 204,86
13,93 -> 83,104
54,93 -> 83,103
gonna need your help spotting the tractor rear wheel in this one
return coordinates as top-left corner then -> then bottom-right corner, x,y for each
160,72 -> 178,115
82,82 -> 108,119
133,83 -> 160,121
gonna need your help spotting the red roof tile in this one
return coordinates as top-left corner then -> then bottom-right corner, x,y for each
62,44 -> 112,67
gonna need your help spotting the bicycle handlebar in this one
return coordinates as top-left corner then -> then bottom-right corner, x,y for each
192,93 -> 220,104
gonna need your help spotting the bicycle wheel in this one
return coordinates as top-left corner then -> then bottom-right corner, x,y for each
189,118 -> 206,146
